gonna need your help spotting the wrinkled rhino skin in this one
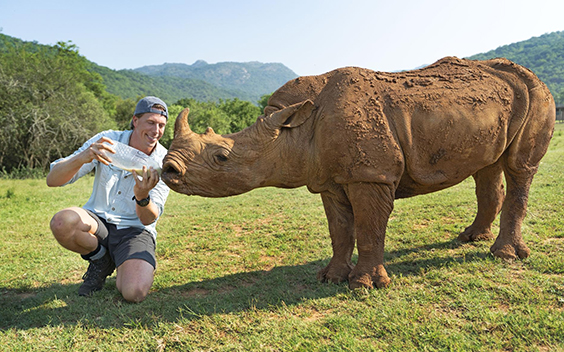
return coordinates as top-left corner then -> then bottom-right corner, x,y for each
162,57 -> 555,290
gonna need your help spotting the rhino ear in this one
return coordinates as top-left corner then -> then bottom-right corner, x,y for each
267,100 -> 315,129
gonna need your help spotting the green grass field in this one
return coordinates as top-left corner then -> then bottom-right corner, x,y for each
1,124 -> 563,351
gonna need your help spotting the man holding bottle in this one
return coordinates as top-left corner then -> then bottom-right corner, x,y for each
47,96 -> 170,303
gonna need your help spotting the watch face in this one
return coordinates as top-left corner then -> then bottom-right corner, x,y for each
135,196 -> 150,206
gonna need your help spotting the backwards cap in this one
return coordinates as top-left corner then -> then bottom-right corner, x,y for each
134,96 -> 168,118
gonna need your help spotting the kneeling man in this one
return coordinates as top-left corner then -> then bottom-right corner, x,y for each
47,96 -> 170,302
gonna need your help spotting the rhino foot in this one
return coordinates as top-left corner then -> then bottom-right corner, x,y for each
348,265 -> 390,289
458,226 -> 495,242
490,239 -> 530,260
317,261 -> 354,283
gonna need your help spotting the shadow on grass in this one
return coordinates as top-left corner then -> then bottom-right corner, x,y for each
385,238 -> 493,275
0,239 -> 493,330
0,260 -> 347,330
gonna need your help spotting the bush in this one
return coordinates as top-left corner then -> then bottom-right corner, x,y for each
0,166 -> 45,180
0,40 -> 116,173
174,98 -> 262,135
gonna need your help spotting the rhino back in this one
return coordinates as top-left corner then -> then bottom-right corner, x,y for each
299,58 -> 546,196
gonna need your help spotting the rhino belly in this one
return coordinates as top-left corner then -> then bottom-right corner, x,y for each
395,107 -> 510,198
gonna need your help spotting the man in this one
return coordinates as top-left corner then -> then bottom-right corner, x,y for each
47,96 -> 170,303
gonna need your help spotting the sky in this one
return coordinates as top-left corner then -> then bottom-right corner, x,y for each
1,0 -> 563,76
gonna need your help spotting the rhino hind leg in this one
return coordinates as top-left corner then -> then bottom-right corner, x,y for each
490,105 -> 554,260
490,167 -> 533,260
317,191 -> 355,283
458,162 -> 505,242
344,182 -> 395,289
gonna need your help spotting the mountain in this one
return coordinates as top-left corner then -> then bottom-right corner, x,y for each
467,31 -> 564,105
133,60 -> 298,103
90,64 -> 256,103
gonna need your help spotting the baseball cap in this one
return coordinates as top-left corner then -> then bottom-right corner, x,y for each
134,96 -> 168,119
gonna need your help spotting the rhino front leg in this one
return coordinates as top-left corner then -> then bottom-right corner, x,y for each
345,182 -> 394,289
317,190 -> 355,283
458,162 -> 504,242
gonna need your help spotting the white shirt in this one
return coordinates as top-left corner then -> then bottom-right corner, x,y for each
50,130 -> 170,239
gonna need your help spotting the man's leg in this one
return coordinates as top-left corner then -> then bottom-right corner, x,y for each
50,207 -> 114,296
116,259 -> 155,303
50,207 -> 99,254
111,227 -> 156,303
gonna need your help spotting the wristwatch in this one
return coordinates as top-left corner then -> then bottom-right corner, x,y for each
132,195 -> 151,207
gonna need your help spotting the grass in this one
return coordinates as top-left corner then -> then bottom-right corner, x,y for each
1,124 -> 563,351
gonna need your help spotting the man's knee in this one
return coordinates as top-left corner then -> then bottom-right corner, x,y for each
50,208 -> 98,254
116,259 -> 154,303
121,284 -> 150,303
50,209 -> 79,241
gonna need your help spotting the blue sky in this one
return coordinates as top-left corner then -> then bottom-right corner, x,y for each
1,0 -> 563,76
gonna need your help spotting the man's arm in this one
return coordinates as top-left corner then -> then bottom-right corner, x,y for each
46,137 -> 114,187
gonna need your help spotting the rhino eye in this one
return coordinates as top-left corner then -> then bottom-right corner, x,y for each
215,154 -> 228,162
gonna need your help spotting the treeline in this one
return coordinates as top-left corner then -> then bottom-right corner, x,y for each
0,38 -> 268,176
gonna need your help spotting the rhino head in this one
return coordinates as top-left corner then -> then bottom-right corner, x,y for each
161,100 -> 315,197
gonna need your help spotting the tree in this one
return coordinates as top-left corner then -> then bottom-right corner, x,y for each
218,98 -> 261,133
113,97 -> 137,130
0,39 -> 115,173
558,90 -> 564,108
174,98 -> 260,135
258,93 -> 272,114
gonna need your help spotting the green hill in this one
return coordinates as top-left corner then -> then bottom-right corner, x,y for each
92,60 -> 299,104
90,64 -> 254,103
467,31 -> 564,106
133,61 -> 298,103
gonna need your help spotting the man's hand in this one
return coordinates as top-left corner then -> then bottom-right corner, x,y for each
132,166 -> 159,200
80,137 -> 115,165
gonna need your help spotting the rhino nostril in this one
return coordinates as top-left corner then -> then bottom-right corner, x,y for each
162,163 -> 181,177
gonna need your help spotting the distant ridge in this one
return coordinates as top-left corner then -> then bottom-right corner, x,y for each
133,60 -> 298,102
90,63 -> 252,103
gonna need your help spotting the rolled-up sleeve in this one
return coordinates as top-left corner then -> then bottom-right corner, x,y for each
150,179 -> 170,218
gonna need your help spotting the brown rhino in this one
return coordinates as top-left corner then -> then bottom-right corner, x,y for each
162,57 -> 555,289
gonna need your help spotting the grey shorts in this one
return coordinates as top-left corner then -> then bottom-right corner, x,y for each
85,210 -> 156,269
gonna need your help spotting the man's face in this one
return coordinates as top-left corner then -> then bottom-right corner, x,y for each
132,113 -> 167,150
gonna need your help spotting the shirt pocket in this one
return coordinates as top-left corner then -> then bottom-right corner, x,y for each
116,170 -> 137,216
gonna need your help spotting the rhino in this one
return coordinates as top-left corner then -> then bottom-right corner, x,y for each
162,57 -> 555,289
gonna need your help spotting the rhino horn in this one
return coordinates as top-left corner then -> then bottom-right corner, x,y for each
174,107 -> 192,137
